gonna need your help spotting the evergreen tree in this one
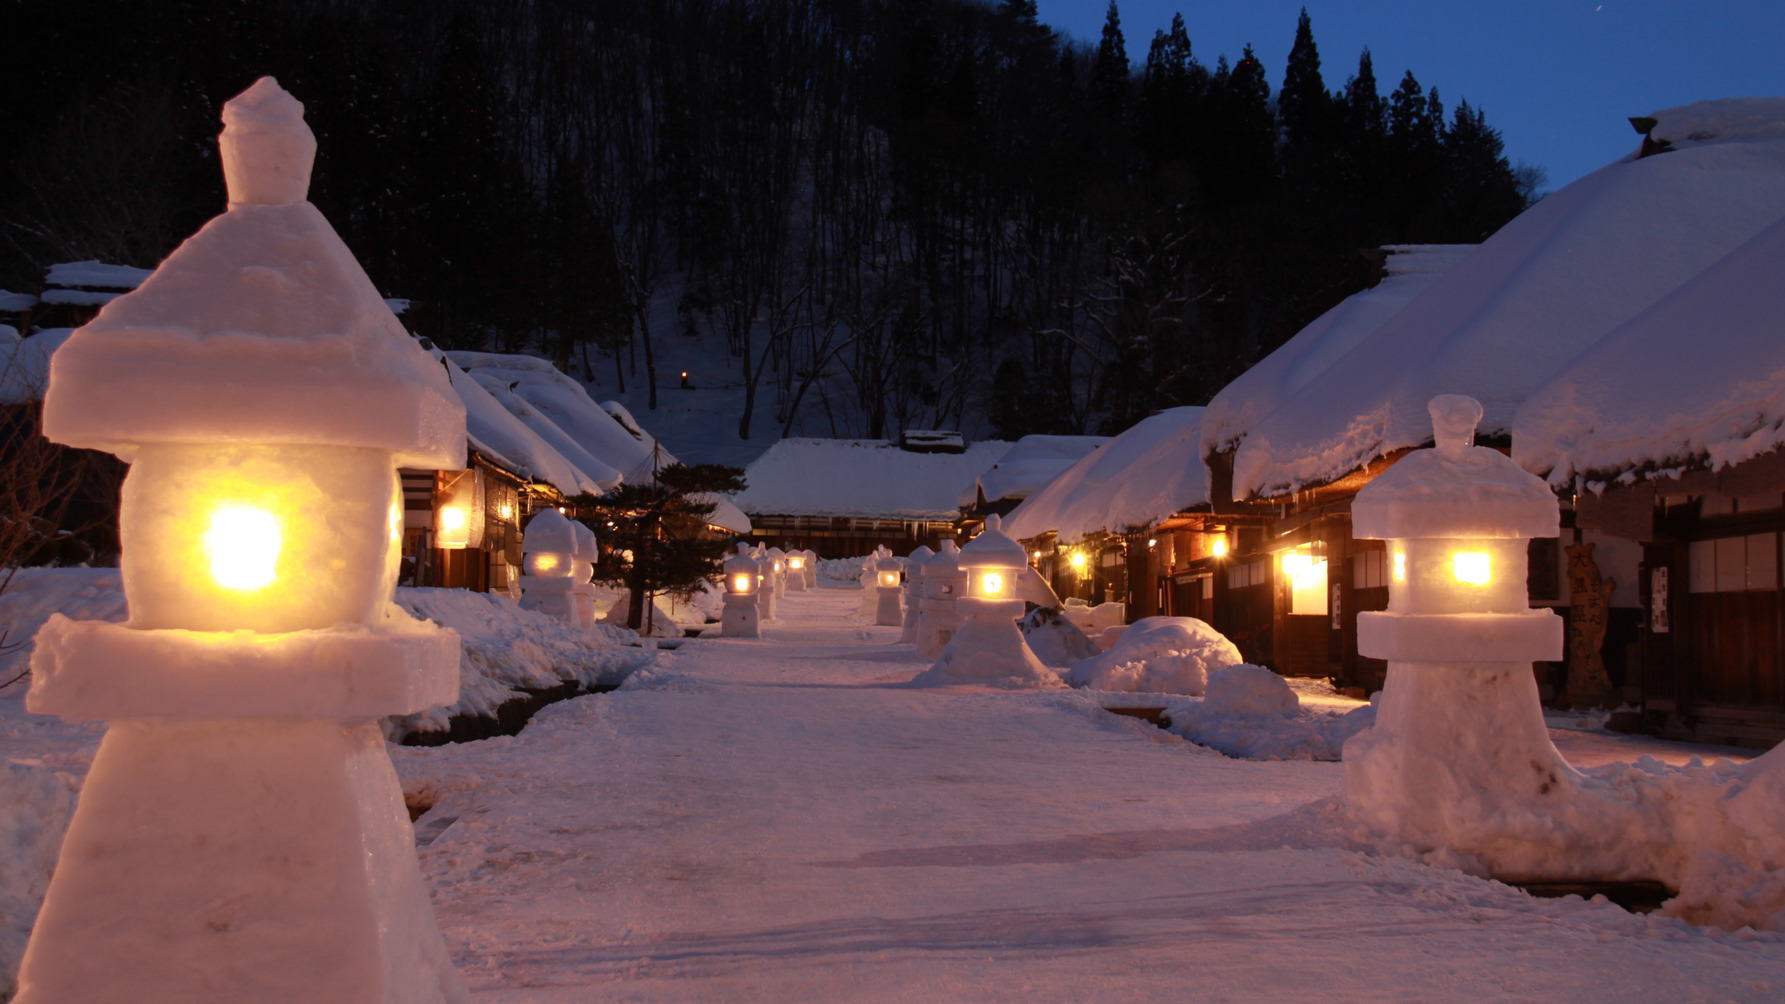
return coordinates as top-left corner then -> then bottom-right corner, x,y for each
576,462 -> 749,633
1090,1 -> 1130,115
1277,8 -> 1330,152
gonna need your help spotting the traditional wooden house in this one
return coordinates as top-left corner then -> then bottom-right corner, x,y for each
731,435 -> 1010,557
1514,210 -> 1785,747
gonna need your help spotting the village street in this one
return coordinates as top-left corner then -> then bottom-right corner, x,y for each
392,587 -> 1785,1003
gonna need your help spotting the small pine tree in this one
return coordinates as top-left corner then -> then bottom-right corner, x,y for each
574,462 -> 748,632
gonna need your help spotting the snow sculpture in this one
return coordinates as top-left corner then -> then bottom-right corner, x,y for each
874,555 -> 904,626
899,545 -> 934,643
753,544 -> 777,622
722,544 -> 761,638
858,547 -> 884,616
519,508 -> 582,625
800,548 -> 818,588
767,546 -> 788,601
1343,395 -> 1567,860
571,518 -> 599,630
20,78 -> 468,1003
917,539 -> 966,659
785,549 -> 808,592
912,515 -> 1059,688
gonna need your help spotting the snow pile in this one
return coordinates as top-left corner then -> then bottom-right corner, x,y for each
0,329 -> 73,405
1168,666 -> 1378,761
1201,245 -> 1474,458
390,587 -> 647,736
1002,408 -> 1205,544
1017,607 -> 1101,667
1062,616 -> 1240,694
0,568 -> 130,682
0,760 -> 76,999
961,434 -> 1107,507
1059,598 -> 1125,634
1513,213 -> 1785,486
816,556 -> 872,587
731,438 -> 1011,521
1231,100 -> 1785,499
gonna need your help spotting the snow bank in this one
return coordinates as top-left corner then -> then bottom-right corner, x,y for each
0,760 -> 76,1000
816,555 -> 873,587
1232,101 -> 1785,499
1201,245 -> 1473,458
1513,212 -> 1785,485
1063,616 -> 1240,694
1167,666 -> 1378,761
1002,407 -> 1206,543
1017,607 -> 1101,667
389,587 -> 647,736
0,569 -> 130,682
732,438 -> 1011,521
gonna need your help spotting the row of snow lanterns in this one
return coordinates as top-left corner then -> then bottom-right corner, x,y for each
721,542 -> 817,637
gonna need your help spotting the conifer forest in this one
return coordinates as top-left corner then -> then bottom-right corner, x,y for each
1,0 -> 1535,441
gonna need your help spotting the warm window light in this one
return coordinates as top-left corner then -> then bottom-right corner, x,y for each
1032,550 -> 1043,561
733,574 -> 753,592
1211,536 -> 1228,557
439,506 -> 468,533
1147,538 -> 1157,548
1393,551 -> 1407,583
982,571 -> 1005,595
1069,552 -> 1086,570
497,503 -> 514,520
1281,552 -> 1314,576
204,504 -> 280,590
557,506 -> 567,514
1452,552 -> 1492,585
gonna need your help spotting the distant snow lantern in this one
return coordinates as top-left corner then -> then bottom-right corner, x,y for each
962,516 -> 1027,601
916,540 -> 967,659
722,543 -> 761,638
874,555 -> 904,626
1344,395 -> 1566,853
518,493 -> 580,627
19,77 -> 467,1002
915,515 -> 1054,684
570,518 -> 598,629
785,548 -> 808,593
900,545 -> 934,644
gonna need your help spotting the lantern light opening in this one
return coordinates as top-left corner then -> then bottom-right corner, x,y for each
733,574 -> 752,592
439,506 -> 468,533
1452,552 -> 1492,585
1393,551 -> 1408,582
982,572 -> 1004,595
204,504 -> 280,591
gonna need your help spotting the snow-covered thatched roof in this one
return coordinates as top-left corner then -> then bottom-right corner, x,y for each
1229,98 -> 1785,502
1513,212 -> 1785,487
1002,407 -> 1206,544
960,434 -> 1108,508
732,438 -> 1012,520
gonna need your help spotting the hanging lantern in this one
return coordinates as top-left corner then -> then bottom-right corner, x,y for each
433,467 -> 484,550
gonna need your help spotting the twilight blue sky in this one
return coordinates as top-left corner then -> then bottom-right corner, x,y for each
1035,0 -> 1785,192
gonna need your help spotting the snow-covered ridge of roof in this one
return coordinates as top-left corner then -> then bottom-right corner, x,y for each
1648,97 -> 1785,150
962,434 -> 1108,507
1230,99 -> 1785,501
1513,213 -> 1785,487
732,438 -> 1012,520
1003,407 -> 1206,544
1200,244 -> 1473,459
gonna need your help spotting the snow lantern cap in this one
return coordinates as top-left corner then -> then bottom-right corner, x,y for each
768,546 -> 786,558
1352,395 -> 1559,541
958,514 -> 1030,570
724,546 -> 760,575
876,555 -> 903,572
522,508 -> 579,554
570,519 -> 598,561
40,79 -> 464,468
907,544 -> 936,566
220,77 -> 316,206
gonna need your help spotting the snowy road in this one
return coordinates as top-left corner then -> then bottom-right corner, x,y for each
395,588 -> 1785,1002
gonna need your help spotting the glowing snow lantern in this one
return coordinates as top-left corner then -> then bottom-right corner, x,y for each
785,549 -> 808,592
875,555 -> 904,626
858,547 -> 883,617
768,546 -> 788,601
1344,395 -> 1566,851
752,543 -> 777,622
919,515 -> 1053,683
518,508 -> 581,625
570,518 -> 598,629
917,540 -> 966,659
722,543 -> 761,638
899,545 -> 934,644
20,78 -> 466,1003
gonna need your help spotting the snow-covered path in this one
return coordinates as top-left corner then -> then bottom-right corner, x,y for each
396,588 -> 1785,1002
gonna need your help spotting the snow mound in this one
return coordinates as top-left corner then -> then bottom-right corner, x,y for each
0,760 -> 76,1000
390,587 -> 647,737
1017,607 -> 1101,667
1063,616 -> 1241,694
1168,668 -> 1378,761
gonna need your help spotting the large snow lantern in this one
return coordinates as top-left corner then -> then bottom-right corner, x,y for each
917,539 -> 966,659
875,555 -> 904,626
899,545 -> 935,644
519,507 -> 581,625
722,543 -> 761,638
920,515 -> 1055,683
19,78 -> 467,1003
1344,395 -> 1567,851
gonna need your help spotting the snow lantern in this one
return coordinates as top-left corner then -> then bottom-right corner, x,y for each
519,507 -> 581,625
768,546 -> 788,600
753,543 -> 777,622
919,515 -> 1054,684
722,543 -> 761,638
433,465 -> 484,549
875,555 -> 904,626
858,549 -> 881,616
19,78 -> 467,1003
1343,394 -> 1567,850
785,548 -> 807,592
917,539 -> 967,659
800,548 -> 818,587
899,544 -> 935,644
570,518 -> 598,630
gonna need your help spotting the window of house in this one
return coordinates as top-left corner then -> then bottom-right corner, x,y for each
1689,532 -> 1782,593
1226,559 -> 1268,589
1352,550 -> 1386,590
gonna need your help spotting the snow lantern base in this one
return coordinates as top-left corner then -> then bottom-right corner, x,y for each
875,586 -> 903,627
915,597 -> 1060,687
722,597 -> 760,638
14,718 -> 468,1004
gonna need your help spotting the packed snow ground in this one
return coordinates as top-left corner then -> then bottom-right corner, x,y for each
379,588 -> 1781,1001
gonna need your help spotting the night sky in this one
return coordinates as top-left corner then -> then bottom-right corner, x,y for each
1037,0 -> 1785,193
